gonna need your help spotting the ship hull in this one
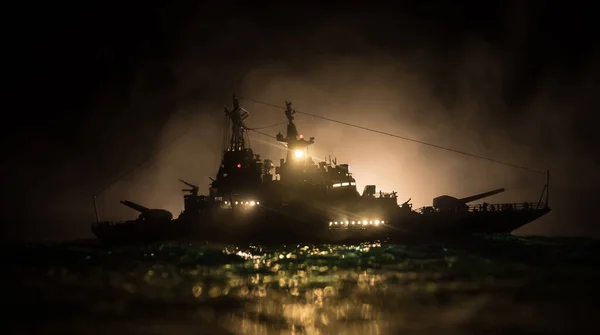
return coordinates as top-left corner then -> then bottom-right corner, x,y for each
91,206 -> 551,245
392,207 -> 552,236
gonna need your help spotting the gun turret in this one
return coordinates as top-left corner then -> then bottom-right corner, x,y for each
179,179 -> 199,196
120,200 -> 173,221
432,188 -> 505,212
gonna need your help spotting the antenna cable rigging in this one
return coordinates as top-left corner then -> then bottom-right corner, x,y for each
246,121 -> 288,130
238,96 -> 546,175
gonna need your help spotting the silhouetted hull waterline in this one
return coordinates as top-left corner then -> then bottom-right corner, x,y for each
393,207 -> 552,235
91,205 -> 551,245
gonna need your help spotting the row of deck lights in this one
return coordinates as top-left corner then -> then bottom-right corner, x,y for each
329,220 -> 384,226
224,201 -> 260,206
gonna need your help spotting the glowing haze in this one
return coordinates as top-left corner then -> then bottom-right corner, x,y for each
76,40 -> 597,240
131,51 -> 544,232
3,2 -> 599,241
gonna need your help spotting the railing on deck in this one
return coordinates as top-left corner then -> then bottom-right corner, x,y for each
467,202 -> 548,212
372,192 -> 397,199
416,201 -> 549,214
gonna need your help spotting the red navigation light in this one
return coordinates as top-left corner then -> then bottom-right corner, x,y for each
237,163 -> 241,168
299,134 -> 304,139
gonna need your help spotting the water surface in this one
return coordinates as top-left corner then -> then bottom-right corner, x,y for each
3,234 -> 600,334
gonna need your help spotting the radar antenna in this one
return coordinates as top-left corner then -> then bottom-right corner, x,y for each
284,101 -> 296,123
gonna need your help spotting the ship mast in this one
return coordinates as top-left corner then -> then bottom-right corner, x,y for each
225,95 -> 250,152
276,101 -> 314,163
210,94 -> 262,197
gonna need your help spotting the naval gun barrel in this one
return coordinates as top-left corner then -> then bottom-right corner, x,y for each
178,179 -> 198,189
120,200 -> 150,213
120,200 -> 173,221
179,179 -> 199,195
459,188 -> 505,204
433,188 -> 506,211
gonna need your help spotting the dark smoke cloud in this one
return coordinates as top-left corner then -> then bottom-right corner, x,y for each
2,1 -> 598,241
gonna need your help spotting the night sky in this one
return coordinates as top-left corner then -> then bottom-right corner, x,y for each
2,1 -> 598,241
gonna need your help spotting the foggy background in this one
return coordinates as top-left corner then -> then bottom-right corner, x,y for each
2,1 -> 598,242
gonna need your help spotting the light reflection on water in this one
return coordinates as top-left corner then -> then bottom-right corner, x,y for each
216,244 -> 389,334
3,235 -> 600,334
